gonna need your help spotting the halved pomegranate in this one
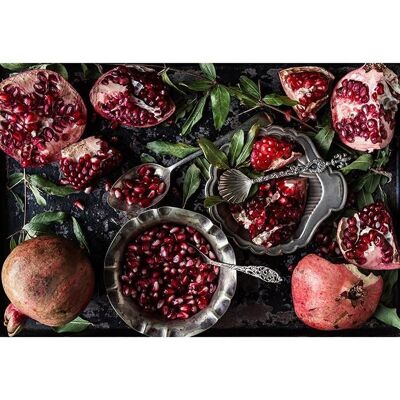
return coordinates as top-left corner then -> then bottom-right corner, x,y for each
279,66 -> 334,121
89,65 -> 175,128
0,69 -> 87,167
337,202 -> 400,270
60,136 -> 122,190
331,64 -> 400,152
230,177 -> 308,248
250,135 -> 302,172
292,254 -> 383,330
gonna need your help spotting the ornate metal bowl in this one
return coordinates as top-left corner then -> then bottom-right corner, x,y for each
205,125 -> 348,256
104,206 -> 237,336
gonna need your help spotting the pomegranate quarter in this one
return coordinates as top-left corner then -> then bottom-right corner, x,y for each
292,254 -> 383,330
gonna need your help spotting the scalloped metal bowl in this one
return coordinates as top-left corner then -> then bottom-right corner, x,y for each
104,207 -> 237,337
205,125 -> 348,256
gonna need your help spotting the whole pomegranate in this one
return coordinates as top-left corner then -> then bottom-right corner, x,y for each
250,135 -> 302,172
60,136 -> 122,190
90,65 -> 175,128
279,66 -> 334,121
2,236 -> 94,336
0,69 -> 87,167
292,254 -> 383,330
331,64 -> 400,152
337,202 -> 400,270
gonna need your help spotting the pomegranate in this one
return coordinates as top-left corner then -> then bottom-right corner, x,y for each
60,136 -> 122,190
90,65 -> 175,128
110,165 -> 166,208
279,66 -> 334,121
331,64 -> 400,152
230,178 -> 308,248
292,254 -> 383,330
314,222 -> 342,259
2,236 -> 94,336
250,135 -> 302,172
337,202 -> 400,270
0,69 -> 87,167
120,224 -> 219,320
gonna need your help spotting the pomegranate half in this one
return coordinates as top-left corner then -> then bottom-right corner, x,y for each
292,254 -> 383,330
0,69 -> 87,167
2,235 -> 94,336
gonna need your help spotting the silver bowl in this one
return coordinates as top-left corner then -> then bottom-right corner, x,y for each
205,125 -> 348,256
104,206 -> 237,336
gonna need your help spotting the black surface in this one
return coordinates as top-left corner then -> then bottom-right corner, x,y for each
1,63 -> 399,336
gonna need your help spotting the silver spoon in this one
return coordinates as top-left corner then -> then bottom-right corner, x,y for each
107,113 -> 272,214
218,153 -> 353,204
189,245 -> 282,284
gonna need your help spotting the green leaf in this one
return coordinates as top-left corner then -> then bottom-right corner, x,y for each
160,69 -> 186,94
29,175 -> 77,196
8,172 -> 24,188
239,76 -> 260,100
1,63 -> 32,71
204,195 -> 226,208
357,189 -> 374,210
228,86 -> 258,108
377,183 -> 388,203
194,157 -> 211,179
198,138 -> 229,170
228,129 -> 245,167
173,95 -> 197,123
30,185 -> 46,206
341,154 -> 374,174
10,190 -> 24,212
47,64 -> 68,80
54,316 -> 92,334
146,141 -> 199,159
262,93 -> 298,106
23,222 -> 54,238
72,217 -> 90,253
375,305 -> 400,330
180,80 -> 213,92
235,123 -> 259,167
30,211 -> 69,225
10,236 -> 17,251
180,94 -> 209,136
363,174 -> 381,194
313,126 -> 335,156
199,63 -> 216,81
210,85 -> 230,131
247,183 -> 259,199
80,63 -> 102,80
182,164 -> 201,208
381,270 -> 398,306
352,174 -> 370,192
140,153 -> 157,163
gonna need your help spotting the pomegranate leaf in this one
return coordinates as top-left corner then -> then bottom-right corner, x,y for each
210,85 -> 231,130
194,157 -> 211,179
182,164 -> 201,208
29,211 -> 69,226
204,195 -> 225,208
357,189 -> 374,210
263,94 -> 298,107
228,129 -> 245,167
174,95 -> 197,123
146,140 -> 198,159
340,154 -> 374,174
140,153 -> 157,163
235,123 -> 259,167
54,316 -> 92,334
10,190 -> 24,212
198,138 -> 229,169
7,172 -> 24,188
199,63 -> 216,81
180,94 -> 209,136
375,305 -> 400,330
239,76 -> 260,100
228,86 -> 258,108
28,175 -> 77,196
381,270 -> 399,306
313,126 -> 335,156
363,174 -> 381,194
30,185 -> 46,207
46,64 -> 68,80
80,63 -> 102,80
72,217 -> 90,253
160,69 -> 187,94
0,63 -> 33,71
180,80 -> 213,92
9,236 -> 17,251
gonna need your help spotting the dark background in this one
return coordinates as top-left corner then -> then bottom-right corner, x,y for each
1,63 -> 399,336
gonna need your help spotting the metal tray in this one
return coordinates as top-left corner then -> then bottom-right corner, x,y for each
0,63 -> 399,336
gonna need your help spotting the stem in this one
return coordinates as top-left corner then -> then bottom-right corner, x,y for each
137,64 -> 206,80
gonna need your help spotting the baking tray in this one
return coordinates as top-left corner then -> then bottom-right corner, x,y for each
1,63 -> 399,336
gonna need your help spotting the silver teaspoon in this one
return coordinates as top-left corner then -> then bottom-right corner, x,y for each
218,153 -> 353,204
189,245 -> 282,284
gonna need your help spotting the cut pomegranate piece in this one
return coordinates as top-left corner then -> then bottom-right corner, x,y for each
292,254 -> 383,330
90,65 -> 175,128
120,224 -> 219,320
60,136 -> 122,190
250,135 -> 302,172
337,202 -> 400,270
279,66 -> 334,121
0,69 -> 86,167
331,64 -> 400,152
230,177 -> 308,248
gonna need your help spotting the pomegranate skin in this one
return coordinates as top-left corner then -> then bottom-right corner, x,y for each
291,254 -> 383,330
2,236 -> 94,335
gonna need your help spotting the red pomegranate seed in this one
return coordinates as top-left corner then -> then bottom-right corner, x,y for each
73,200 -> 85,211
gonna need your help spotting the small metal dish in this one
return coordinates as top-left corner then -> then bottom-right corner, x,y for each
104,206 -> 237,337
205,125 -> 348,256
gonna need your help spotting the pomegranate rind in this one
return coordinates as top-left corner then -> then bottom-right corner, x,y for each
4,303 -> 27,337
292,254 -> 383,330
1,236 -> 94,331
279,66 -> 334,122
331,64 -> 400,152
0,69 -> 87,166
89,66 -> 176,128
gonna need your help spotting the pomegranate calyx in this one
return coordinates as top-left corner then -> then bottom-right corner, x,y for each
4,304 -> 27,337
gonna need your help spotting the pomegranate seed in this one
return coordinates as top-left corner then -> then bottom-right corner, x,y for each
73,200 -> 85,211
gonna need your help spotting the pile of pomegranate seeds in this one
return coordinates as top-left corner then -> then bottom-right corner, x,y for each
120,224 -> 219,320
110,166 -> 166,208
